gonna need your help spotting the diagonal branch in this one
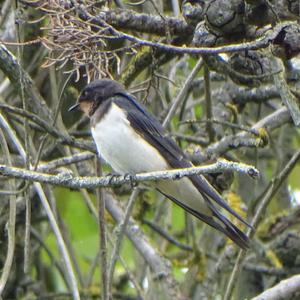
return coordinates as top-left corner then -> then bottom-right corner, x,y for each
251,274 -> 300,300
0,103 -> 95,153
0,45 -> 52,122
194,106 -> 291,162
0,113 -> 80,300
273,58 -> 300,126
104,192 -> 182,300
223,149 -> 300,300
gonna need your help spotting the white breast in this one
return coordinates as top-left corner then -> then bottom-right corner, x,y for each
91,103 -> 168,174
91,103 -> 210,215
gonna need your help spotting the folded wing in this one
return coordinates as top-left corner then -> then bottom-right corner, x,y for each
113,93 -> 250,249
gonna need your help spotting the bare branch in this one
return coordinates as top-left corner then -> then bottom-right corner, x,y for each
95,9 -> 194,36
251,274 -> 300,300
96,159 -> 109,300
0,113 -> 80,300
0,159 -> 259,189
0,45 -> 52,122
79,9 -> 294,54
0,103 -> 95,152
224,149 -> 300,300
0,128 -> 16,295
104,192 -> 183,300
163,59 -> 204,127
195,106 -> 291,162
273,58 -> 300,126
108,188 -> 140,294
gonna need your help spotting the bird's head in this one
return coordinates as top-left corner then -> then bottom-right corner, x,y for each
68,79 -> 125,117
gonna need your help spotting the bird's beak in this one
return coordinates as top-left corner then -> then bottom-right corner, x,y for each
68,103 -> 80,112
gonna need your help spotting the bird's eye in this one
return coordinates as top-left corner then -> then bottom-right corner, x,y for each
82,90 -> 88,97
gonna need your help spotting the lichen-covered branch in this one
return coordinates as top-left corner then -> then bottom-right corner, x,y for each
273,58 -> 300,126
0,45 -> 52,122
194,106 -> 291,162
104,192 -> 182,300
0,159 -> 259,189
224,149 -> 300,300
0,103 -> 95,152
251,274 -> 300,300
95,9 -> 194,36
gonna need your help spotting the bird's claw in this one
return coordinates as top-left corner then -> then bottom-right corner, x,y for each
124,173 -> 137,188
108,172 -> 121,185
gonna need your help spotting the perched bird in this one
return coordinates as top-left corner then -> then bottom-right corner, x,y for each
69,79 -> 251,249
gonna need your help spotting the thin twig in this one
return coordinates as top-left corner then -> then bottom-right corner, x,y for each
171,0 -> 180,16
204,65 -> 214,142
96,158 -> 109,300
104,193 -> 182,299
0,113 -> 81,300
163,59 -> 203,127
0,103 -> 95,152
57,216 -> 85,288
85,235 -> 145,299
195,106 -> 291,162
34,183 -> 81,299
142,219 -> 192,251
0,44 -> 52,122
37,152 -> 95,172
108,188 -> 140,293
24,188 -> 31,274
15,6 -> 32,274
85,251 -> 100,289
30,228 -> 67,285
0,128 -> 16,295
180,119 -> 260,136
171,132 -> 208,146
0,0 -> 11,28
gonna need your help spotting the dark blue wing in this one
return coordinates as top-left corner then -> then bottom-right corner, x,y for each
115,92 -> 186,163
113,93 -> 251,228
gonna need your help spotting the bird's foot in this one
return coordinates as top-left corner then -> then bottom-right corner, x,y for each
107,172 -> 121,185
124,173 -> 137,189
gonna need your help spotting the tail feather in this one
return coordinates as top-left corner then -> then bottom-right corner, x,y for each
204,194 -> 250,249
190,175 -> 252,229
212,209 -> 249,250
157,189 -> 250,250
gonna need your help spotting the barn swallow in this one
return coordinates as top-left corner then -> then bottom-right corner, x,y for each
69,79 -> 250,249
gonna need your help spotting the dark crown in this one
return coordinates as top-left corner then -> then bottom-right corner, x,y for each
79,79 -> 125,103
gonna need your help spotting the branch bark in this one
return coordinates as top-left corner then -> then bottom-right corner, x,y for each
0,159 -> 259,189
95,9 -> 194,36
251,274 -> 300,300
104,192 -> 184,300
194,106 -> 291,162
0,45 -> 52,122
224,149 -> 300,300
0,113 -> 80,300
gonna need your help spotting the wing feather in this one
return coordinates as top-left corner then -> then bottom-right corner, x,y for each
113,93 -> 251,229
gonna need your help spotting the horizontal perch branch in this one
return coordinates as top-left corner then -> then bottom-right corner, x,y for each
0,159 -> 259,190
